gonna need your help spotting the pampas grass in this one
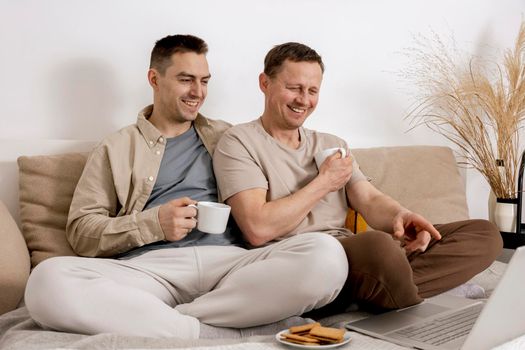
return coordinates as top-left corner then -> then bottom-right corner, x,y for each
404,21 -> 525,199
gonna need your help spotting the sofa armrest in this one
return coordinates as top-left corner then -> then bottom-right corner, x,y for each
0,200 -> 30,315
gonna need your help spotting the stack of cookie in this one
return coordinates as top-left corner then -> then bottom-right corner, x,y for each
280,322 -> 346,346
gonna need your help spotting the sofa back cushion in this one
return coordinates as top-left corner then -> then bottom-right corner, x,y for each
16,145 -> 468,268
352,145 -> 469,225
18,153 -> 88,267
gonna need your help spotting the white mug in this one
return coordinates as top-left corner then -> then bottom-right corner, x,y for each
314,147 -> 347,168
189,201 -> 231,234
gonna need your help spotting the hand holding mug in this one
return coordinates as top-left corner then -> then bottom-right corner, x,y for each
158,197 -> 198,241
315,147 -> 353,192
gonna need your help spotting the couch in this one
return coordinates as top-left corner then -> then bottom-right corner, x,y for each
0,139 -> 510,349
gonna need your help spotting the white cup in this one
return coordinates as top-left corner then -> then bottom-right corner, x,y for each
314,147 -> 347,168
189,201 -> 231,234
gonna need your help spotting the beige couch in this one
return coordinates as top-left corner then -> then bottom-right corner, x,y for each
0,140 -> 470,317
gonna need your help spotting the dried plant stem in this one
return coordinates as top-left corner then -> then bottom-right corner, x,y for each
404,22 -> 525,199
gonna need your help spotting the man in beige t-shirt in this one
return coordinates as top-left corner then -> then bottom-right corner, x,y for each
213,42 -> 503,312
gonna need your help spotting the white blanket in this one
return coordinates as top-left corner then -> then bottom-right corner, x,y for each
0,261 -> 517,350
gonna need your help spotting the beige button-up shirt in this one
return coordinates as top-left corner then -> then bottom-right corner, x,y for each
66,105 -> 231,257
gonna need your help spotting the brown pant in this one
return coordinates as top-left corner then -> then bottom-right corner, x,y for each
307,219 -> 503,316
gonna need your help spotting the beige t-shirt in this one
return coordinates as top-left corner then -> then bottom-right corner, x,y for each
213,118 -> 367,241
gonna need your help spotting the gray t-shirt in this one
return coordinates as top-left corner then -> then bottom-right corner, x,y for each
145,125 -> 218,208
119,126 -> 241,259
213,118 -> 367,243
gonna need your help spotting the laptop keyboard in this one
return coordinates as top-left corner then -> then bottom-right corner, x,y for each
392,303 -> 483,346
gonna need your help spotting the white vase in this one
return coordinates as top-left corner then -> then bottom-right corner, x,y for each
494,198 -> 518,233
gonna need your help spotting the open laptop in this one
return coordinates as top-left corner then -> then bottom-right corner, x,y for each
346,246 -> 525,349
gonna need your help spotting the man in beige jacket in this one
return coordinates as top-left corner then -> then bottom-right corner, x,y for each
24,35 -> 348,338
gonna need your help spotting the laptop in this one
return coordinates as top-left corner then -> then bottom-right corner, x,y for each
346,246 -> 525,349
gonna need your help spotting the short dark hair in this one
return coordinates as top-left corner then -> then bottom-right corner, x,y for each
264,42 -> 324,78
150,34 -> 208,75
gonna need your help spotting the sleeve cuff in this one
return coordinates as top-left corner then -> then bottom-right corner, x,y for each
135,206 -> 165,244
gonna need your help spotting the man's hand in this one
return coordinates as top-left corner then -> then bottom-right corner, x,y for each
318,151 -> 353,192
158,197 -> 198,241
392,210 -> 442,253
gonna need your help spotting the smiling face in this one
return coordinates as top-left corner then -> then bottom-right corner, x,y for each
149,51 -> 210,125
260,59 -> 323,131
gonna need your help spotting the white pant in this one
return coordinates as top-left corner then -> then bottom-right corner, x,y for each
25,232 -> 347,338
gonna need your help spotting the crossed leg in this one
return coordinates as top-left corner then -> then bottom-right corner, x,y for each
307,219 -> 502,316
25,233 -> 348,337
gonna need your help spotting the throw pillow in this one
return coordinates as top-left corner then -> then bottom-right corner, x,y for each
345,208 -> 368,233
18,152 -> 88,267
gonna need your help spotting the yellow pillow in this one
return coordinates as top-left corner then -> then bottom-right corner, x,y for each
345,208 -> 367,233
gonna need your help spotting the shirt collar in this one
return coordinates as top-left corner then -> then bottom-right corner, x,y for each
136,105 -> 210,148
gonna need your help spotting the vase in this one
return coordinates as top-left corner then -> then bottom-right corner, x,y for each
494,198 -> 518,233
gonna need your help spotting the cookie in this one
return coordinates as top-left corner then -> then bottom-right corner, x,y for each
289,322 -> 321,334
307,335 -> 344,344
309,326 -> 345,341
281,333 -> 320,343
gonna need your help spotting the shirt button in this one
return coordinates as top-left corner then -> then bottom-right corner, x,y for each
148,176 -> 154,181
149,140 -> 154,145
159,137 -> 164,143
155,150 -> 161,155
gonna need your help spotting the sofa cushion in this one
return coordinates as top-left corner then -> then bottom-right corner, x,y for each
0,200 -> 30,315
352,146 -> 469,225
18,153 -> 88,267
15,145 -> 467,268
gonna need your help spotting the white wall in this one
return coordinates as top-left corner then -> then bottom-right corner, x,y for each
1,0 -> 523,219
